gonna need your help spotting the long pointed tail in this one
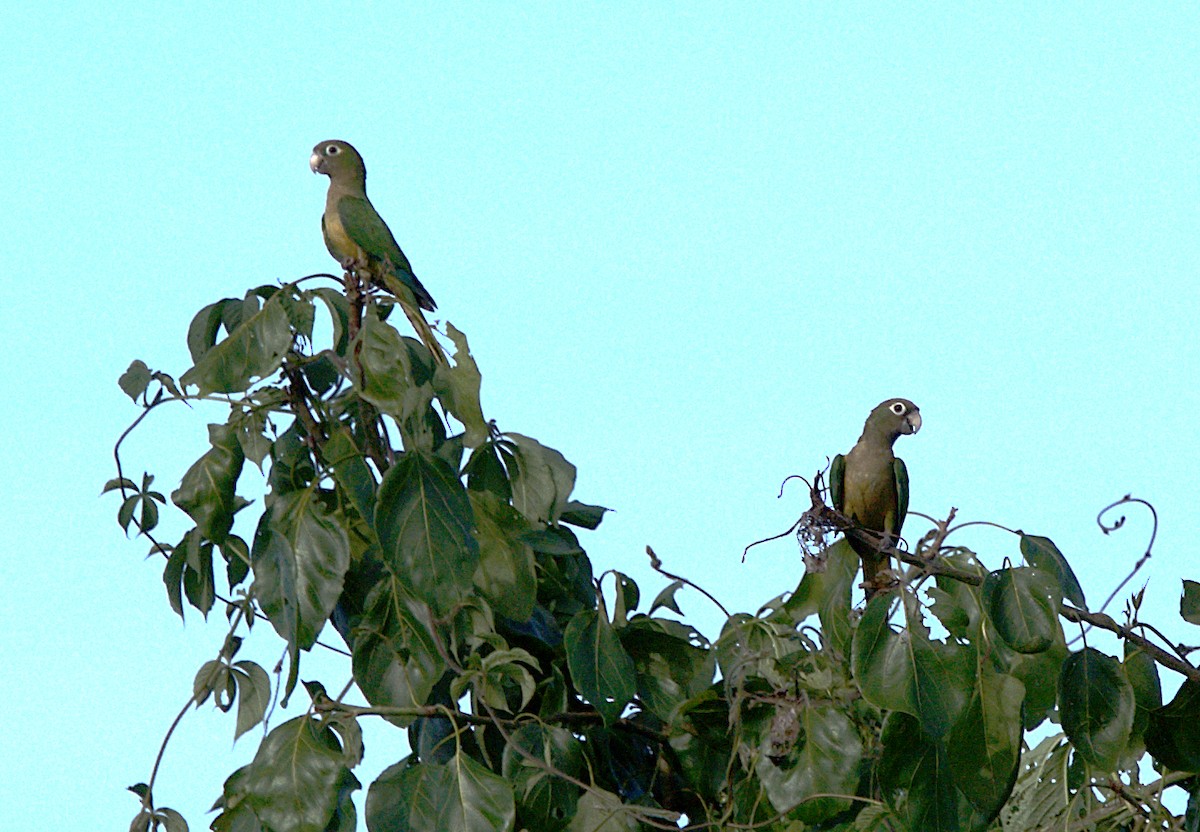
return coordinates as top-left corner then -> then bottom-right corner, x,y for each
399,297 -> 448,367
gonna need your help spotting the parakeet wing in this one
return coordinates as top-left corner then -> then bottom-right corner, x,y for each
337,195 -> 437,311
830,453 -> 846,512
892,457 -> 909,536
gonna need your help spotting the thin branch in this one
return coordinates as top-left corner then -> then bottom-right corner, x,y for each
1095,494 -> 1158,617
646,546 -> 731,618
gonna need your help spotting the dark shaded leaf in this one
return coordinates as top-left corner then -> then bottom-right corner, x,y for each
983,567 -> 1061,654
756,704 -> 861,822
238,717 -> 359,832
649,580 -> 684,616
1058,647 -> 1134,770
1145,680 -> 1200,772
564,607 -> 636,726
559,501 -> 609,530
620,617 -> 714,723
1123,642 -> 1162,757
507,434 -> 576,525
947,666 -> 1023,820
367,755 -> 515,832
232,661 -> 271,741
470,491 -> 537,621
181,293 -> 292,395
374,451 -> 479,615
172,423 -> 246,544
782,538 -> 857,656
1020,534 -> 1086,610
352,577 -> 446,726
1183,580 -> 1200,626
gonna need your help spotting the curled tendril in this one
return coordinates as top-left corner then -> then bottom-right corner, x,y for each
1094,494 -> 1158,617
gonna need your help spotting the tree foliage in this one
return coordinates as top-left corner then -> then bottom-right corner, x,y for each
109,273 -> 1200,832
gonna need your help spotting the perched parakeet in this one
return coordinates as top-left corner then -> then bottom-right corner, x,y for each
309,139 -> 447,365
830,398 -> 922,597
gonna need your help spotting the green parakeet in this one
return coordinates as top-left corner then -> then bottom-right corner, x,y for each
310,139 -> 447,365
830,398 -> 922,597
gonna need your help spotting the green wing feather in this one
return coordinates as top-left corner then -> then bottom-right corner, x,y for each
337,196 -> 437,311
892,457 -> 909,536
830,453 -> 846,511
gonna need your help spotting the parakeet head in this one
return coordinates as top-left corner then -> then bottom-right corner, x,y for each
310,140 -> 366,182
864,398 -> 922,442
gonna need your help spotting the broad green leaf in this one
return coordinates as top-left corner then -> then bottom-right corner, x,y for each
982,567 -> 1061,653
620,617 -> 714,724
351,577 -> 445,726
1058,647 -> 1135,770
252,489 -> 350,697
878,713 -> 984,832
566,789 -> 641,832
1182,579 -> 1200,625
464,440 -> 512,502
369,756 -> 515,832
181,293 -> 292,395
433,323 -> 488,449
1020,534 -> 1086,609
502,725 -> 584,832
852,594 -> 916,716
351,310 -> 434,425
781,538 -> 857,656
172,423 -> 246,544
119,359 -> 152,401
1123,643 -> 1162,758
232,661 -> 271,741
564,607 -> 636,726
756,704 -> 861,822
322,425 -> 377,528
1003,632 -> 1068,730
947,666 -> 1023,820
374,451 -> 479,615
312,287 -> 351,355
507,433 -> 576,525
470,491 -> 537,621
233,409 -> 271,471
1145,680 -> 1200,772
239,716 -> 359,832
182,535 -> 216,617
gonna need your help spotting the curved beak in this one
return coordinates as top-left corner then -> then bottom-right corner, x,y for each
904,410 -> 922,435
309,153 -> 324,174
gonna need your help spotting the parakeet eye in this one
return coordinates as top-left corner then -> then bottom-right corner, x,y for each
326,144 -> 341,155
890,402 -> 907,415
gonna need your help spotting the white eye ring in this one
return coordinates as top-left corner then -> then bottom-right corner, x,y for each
890,402 -> 907,415
326,144 -> 340,155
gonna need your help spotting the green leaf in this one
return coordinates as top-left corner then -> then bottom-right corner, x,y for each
351,309 -> 435,425
322,425 -> 377,528
119,359 -> 153,401
781,538 -> 857,656
756,704 -> 861,822
1123,642 -> 1162,758
470,490 -> 537,621
368,755 -> 515,832
1182,579 -> 1200,625
155,807 -> 189,832
433,323 -> 488,449
649,580 -> 684,615
611,572 -> 639,626
982,567 -> 1062,653
374,451 -> 479,615
559,501 -> 610,530
1058,647 -> 1135,770
232,661 -> 271,741
852,593 -> 972,739
564,607 -> 637,726
172,423 -> 246,544
566,789 -> 641,832
252,489 -> 350,698
1145,680 -> 1200,772
352,577 -> 446,726
501,725 -> 582,832
1020,534 -> 1086,609
507,434 -> 576,525
239,716 -> 359,832
181,292 -> 292,395
182,536 -> 216,617
464,440 -> 512,502
878,712 -> 981,832
947,666 -> 1023,820
620,617 -> 714,723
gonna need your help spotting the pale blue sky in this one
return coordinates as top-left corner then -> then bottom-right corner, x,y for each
3,4 -> 1197,829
